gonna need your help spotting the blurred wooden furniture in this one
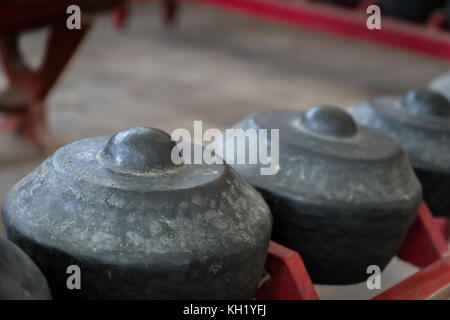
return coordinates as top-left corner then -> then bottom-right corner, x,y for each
113,0 -> 450,62
0,0 -> 123,152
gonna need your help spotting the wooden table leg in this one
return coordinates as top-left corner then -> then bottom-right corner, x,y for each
163,0 -> 179,25
0,19 -> 91,153
112,4 -> 130,28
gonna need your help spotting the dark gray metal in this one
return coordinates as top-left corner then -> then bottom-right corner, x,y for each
351,89 -> 450,217
2,127 -> 272,299
220,106 -> 422,284
0,237 -> 51,300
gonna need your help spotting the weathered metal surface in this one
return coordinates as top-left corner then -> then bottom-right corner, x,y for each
351,89 -> 450,217
0,237 -> 51,300
219,106 -> 422,284
2,126 -> 272,299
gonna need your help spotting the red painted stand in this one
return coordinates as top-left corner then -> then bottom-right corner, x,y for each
256,201 -> 450,300
183,0 -> 450,61
116,0 -> 450,61
255,241 -> 319,300
372,254 -> 450,300
397,201 -> 449,268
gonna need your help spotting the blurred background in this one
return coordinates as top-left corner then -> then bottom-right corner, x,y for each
0,1 -> 449,299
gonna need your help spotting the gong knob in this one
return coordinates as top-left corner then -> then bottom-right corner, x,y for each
99,126 -> 178,173
301,105 -> 358,138
402,89 -> 450,118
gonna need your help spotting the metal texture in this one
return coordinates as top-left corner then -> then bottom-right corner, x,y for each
0,237 -> 51,300
2,127 -> 272,299
218,106 -> 422,284
350,89 -> 450,217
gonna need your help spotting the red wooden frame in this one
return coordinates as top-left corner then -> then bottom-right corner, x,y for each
257,201 -> 450,300
255,241 -> 319,300
182,0 -> 450,61
114,0 -> 450,61
397,202 -> 449,268
373,254 -> 450,300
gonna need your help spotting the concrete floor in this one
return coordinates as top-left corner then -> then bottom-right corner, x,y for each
0,3 -> 448,299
